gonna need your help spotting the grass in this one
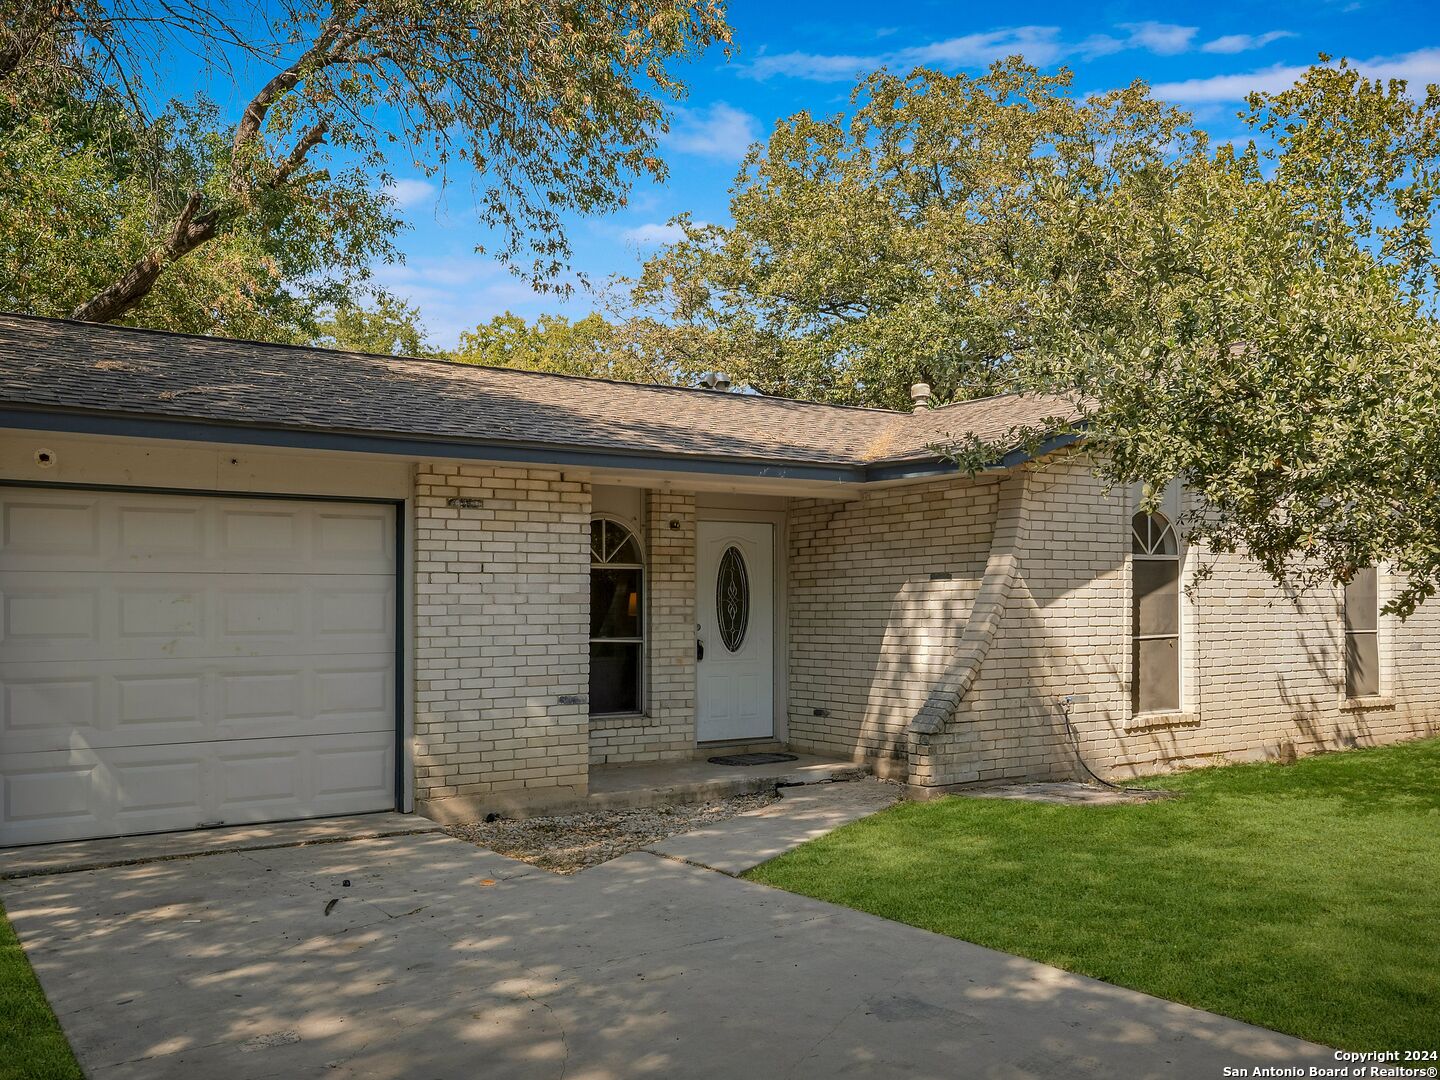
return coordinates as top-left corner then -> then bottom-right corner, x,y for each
746,737 -> 1440,1051
0,898 -> 82,1080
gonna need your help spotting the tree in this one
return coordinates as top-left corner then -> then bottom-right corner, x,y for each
314,293 -> 433,356
1,11 -> 398,337
630,60 -> 1199,408
1013,61 -> 1440,616
452,312 -> 677,383
3,0 -> 731,326
633,57 -> 1440,614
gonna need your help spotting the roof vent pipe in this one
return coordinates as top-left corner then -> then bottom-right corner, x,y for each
910,382 -> 932,411
700,371 -> 732,391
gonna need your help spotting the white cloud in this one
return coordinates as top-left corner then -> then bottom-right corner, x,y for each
368,252 -> 564,348
385,178 -> 437,210
1201,30 -> 1295,55
742,21 -> 1234,82
744,26 -> 1064,81
664,102 -> 761,160
898,27 -> 1067,69
1116,21 -> 1198,56
1151,47 -> 1440,104
620,222 -> 690,246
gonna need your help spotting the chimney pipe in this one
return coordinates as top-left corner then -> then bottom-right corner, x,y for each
910,382 -> 932,411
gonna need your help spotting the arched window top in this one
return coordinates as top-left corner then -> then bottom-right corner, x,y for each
1132,511 -> 1177,557
591,518 -> 642,566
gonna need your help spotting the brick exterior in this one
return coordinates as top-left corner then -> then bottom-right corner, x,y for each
412,464 -> 591,807
787,478 -> 998,770
588,491 -> 698,764
789,457 -> 1440,788
406,456 -> 1439,809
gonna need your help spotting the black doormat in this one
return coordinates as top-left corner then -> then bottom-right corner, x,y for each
706,752 -> 799,767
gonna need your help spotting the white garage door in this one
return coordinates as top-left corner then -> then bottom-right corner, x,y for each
0,487 -> 397,847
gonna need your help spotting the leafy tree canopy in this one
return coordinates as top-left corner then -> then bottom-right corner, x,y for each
1,0 -> 731,328
452,312 -> 677,383
313,292 -> 434,356
631,58 -> 1440,614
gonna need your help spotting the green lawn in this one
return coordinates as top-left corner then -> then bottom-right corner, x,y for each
747,737 -> 1440,1051
0,898 -> 81,1080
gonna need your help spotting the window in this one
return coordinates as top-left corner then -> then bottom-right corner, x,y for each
1132,511 -> 1180,714
590,518 -> 643,714
1344,567 -> 1379,698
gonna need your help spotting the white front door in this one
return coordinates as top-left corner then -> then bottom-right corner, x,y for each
696,520 -> 774,742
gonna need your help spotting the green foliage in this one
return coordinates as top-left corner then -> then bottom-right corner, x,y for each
1,0 -> 732,325
0,91 -> 388,339
748,738 -> 1440,1052
632,60 -> 1200,408
634,57 -> 1440,613
314,293 -> 434,356
452,312 -> 678,383
1023,61 -> 1440,616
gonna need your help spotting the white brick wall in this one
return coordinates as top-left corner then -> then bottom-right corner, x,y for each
787,479 -> 997,769
788,457 -> 1440,787
412,463 -> 591,806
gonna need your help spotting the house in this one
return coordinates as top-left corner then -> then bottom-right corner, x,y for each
1,312 -> 1436,846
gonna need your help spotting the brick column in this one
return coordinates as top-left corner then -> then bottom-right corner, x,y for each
413,463 -> 590,813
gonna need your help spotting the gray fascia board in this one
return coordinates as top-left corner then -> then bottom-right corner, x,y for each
0,406 -> 866,484
862,430 -> 1084,482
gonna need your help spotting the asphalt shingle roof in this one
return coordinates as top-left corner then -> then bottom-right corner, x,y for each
0,313 -> 1080,473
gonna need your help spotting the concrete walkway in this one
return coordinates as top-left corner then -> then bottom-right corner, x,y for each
1,828 -> 1332,1079
646,777 -> 901,873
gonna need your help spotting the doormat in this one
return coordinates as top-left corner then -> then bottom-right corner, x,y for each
706,753 -> 799,767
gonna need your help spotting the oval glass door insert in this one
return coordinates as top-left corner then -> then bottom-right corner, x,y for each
716,546 -> 750,652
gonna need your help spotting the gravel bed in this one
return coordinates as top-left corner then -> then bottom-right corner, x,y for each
445,791 -> 779,873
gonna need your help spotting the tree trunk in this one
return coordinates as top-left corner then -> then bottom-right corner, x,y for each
70,193 -> 217,323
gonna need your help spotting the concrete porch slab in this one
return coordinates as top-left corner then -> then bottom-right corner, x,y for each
646,776 -> 902,874
423,753 -> 875,824
588,752 -> 870,806
0,812 -> 443,880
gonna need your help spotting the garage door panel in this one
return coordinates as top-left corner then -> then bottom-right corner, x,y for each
2,496 -> 103,559
0,573 -> 393,662
0,488 -> 397,846
3,734 -> 394,845
2,655 -> 394,754
1,490 -> 395,575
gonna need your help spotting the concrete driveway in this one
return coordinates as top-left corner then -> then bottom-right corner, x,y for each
2,828 -> 1332,1079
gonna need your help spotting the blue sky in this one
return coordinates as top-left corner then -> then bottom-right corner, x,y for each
313,1 -> 1438,345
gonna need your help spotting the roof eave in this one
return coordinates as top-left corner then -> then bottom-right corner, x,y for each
0,405 -> 869,485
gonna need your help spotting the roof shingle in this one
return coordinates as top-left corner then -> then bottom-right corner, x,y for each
0,313 -> 1079,472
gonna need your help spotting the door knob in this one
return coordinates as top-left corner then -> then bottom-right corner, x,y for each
697,639 -> 705,662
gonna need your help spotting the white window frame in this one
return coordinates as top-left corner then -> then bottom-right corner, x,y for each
1131,510 -> 1182,716
589,515 -> 646,717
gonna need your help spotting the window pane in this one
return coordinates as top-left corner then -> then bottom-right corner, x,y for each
1344,567 -> 1377,632
1133,637 -> 1180,713
1346,632 -> 1379,697
1134,559 -> 1180,636
590,519 -> 606,562
590,641 -> 641,713
591,568 -> 641,639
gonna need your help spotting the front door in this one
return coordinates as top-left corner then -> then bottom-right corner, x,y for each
696,520 -> 775,742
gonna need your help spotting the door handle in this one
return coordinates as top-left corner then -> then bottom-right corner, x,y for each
697,638 -> 705,662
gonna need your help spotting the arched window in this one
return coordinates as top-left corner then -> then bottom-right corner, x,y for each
590,518 -> 644,715
1132,511 -> 1180,713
